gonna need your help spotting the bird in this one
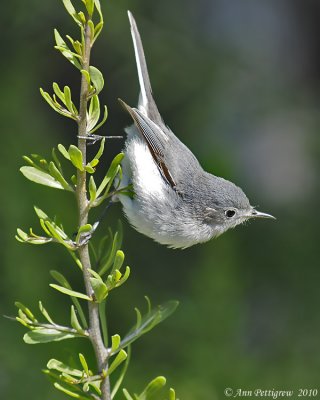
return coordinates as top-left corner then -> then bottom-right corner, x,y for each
116,11 -> 275,249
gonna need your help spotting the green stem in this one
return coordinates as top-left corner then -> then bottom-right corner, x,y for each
76,20 -> 110,400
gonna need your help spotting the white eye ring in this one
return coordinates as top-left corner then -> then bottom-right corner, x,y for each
225,209 -> 236,218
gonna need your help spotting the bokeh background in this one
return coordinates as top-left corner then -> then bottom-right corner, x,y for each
1,0 -> 320,398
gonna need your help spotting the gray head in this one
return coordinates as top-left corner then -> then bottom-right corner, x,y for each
201,175 -> 275,237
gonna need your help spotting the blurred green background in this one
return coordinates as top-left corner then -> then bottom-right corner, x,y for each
1,0 -> 320,398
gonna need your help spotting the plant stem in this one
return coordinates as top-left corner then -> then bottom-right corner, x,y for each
76,21 -> 110,400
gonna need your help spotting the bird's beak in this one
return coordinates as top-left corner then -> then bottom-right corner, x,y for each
249,209 -> 276,220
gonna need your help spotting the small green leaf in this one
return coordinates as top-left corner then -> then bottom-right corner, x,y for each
107,349 -> 127,376
94,137 -> 105,160
15,302 -> 37,322
169,388 -> 176,400
89,176 -> 97,202
52,82 -> 65,103
112,250 -> 125,273
39,301 -> 55,324
84,164 -> 95,173
68,145 -> 84,170
52,147 -> 63,172
54,382 -> 91,399
76,224 -> 93,244
20,166 -> 65,190
111,334 -> 121,353
70,305 -> 85,333
118,301 -> 179,352
58,144 -> 71,160
87,95 -> 100,132
96,153 -> 124,198
48,161 -> 73,191
50,270 -> 88,329
94,0 -> 103,23
79,353 -> 90,376
90,278 -> 108,302
24,329 -> 77,344
54,29 -> 82,69
50,284 -> 92,301
139,376 -> 167,400
64,86 -> 77,114
93,21 -> 104,43
89,105 -> 108,134
89,66 -> 104,94
111,346 -> 131,399
47,359 -> 83,377
62,0 -> 83,27
123,389 -> 135,400
34,206 -> 49,220
84,0 -> 94,17
80,69 -> 90,85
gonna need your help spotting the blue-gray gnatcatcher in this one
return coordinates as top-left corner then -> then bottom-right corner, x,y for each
117,11 -> 275,249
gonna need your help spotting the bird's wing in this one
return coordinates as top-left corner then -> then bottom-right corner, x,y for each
119,99 -> 177,189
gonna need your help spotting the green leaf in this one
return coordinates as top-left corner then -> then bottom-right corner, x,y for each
70,305 -> 85,333
139,376 -> 167,400
79,353 -> 90,376
80,69 -> 90,85
89,105 -> 108,134
87,95 -> 100,132
94,0 -> 103,23
90,277 -> 108,302
75,224 -> 93,244
111,334 -> 121,353
169,388 -> 176,400
107,349 -> 127,376
58,143 -> 71,160
89,176 -> 97,202
50,284 -> 92,301
52,82 -> 65,103
68,145 -> 84,170
52,147 -> 63,172
20,166 -> 65,190
118,301 -> 179,352
111,346 -> 131,399
96,152 -> 124,198
39,301 -> 55,324
89,66 -> 104,94
94,137 -> 105,160
24,328 -> 77,344
64,86 -> 77,114
84,164 -> 95,173
54,29 -> 82,69
93,21 -> 104,43
50,270 -> 88,329
123,389 -> 135,400
84,0 -> 94,17
62,0 -> 83,27
48,162 -> 73,191
112,250 -> 125,273
15,301 -> 37,322
99,228 -> 123,276
54,382 -> 91,399
47,359 -> 83,377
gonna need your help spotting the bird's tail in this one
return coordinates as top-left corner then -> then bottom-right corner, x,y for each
127,11 -> 163,125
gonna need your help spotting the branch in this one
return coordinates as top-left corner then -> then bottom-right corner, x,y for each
76,20 -> 110,400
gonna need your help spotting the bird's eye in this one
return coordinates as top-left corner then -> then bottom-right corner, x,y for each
225,209 -> 236,218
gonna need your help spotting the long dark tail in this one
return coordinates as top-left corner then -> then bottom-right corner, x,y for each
127,11 -> 163,126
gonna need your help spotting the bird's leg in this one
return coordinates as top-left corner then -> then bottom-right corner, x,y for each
77,201 -> 115,247
77,134 -> 123,145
